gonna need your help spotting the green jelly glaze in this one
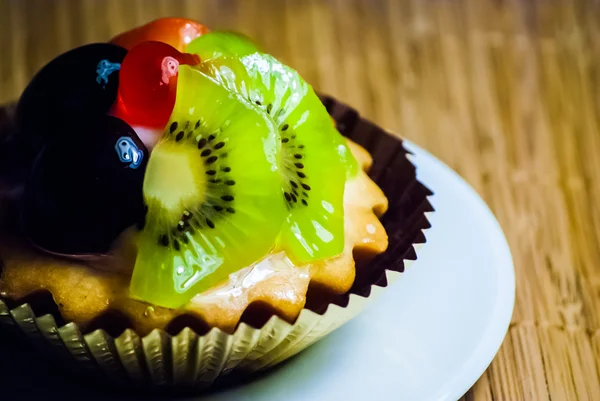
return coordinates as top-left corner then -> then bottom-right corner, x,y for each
186,31 -> 260,61
186,31 -> 359,178
197,53 -> 352,263
130,65 -> 287,308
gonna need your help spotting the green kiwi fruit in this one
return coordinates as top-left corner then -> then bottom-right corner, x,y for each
186,31 -> 260,61
129,65 -> 287,308
197,53 -> 357,263
187,33 -> 359,178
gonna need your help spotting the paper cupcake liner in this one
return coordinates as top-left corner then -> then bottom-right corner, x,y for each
0,96 -> 433,389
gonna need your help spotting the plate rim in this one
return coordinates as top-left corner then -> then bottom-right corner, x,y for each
405,140 -> 516,401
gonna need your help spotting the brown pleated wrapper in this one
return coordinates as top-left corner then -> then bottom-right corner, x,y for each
0,96 -> 433,390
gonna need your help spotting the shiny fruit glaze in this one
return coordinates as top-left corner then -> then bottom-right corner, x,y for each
22,115 -> 149,255
9,44 -> 126,181
112,41 -> 199,131
110,17 -> 209,52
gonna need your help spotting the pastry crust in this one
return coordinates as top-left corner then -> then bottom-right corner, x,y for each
0,139 -> 388,334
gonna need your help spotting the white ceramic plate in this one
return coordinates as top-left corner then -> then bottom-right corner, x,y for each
0,141 -> 515,401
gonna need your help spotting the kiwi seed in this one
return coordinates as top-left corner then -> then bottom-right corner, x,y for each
262,116 -> 312,209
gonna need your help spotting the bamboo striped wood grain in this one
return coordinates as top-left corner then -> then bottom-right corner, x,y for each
1,0 -> 599,399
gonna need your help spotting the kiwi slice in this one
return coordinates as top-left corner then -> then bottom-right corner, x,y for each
198,54 -> 356,263
130,65 -> 287,308
186,31 -> 260,61
186,32 -> 358,177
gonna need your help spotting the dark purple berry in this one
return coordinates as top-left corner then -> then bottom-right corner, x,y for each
21,115 -> 148,254
11,43 -> 127,179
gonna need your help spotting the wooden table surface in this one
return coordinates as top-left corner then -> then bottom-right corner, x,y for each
2,0 -> 600,400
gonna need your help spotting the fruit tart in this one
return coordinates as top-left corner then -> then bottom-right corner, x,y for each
0,18 -> 432,387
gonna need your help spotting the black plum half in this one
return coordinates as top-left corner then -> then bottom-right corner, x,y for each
22,115 -> 148,255
7,43 -> 127,181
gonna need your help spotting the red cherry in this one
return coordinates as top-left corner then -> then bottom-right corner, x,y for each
110,18 -> 210,52
112,41 -> 199,130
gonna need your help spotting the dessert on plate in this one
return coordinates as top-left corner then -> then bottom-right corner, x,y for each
0,18 -> 431,387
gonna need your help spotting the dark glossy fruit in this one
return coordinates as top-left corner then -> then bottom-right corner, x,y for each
112,41 -> 199,130
22,115 -> 148,255
110,17 -> 210,52
13,43 -> 127,176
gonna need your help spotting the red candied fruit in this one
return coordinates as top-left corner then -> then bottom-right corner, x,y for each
113,41 -> 199,130
110,17 -> 210,53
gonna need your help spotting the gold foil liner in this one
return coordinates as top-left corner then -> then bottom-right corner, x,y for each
0,96 -> 433,389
